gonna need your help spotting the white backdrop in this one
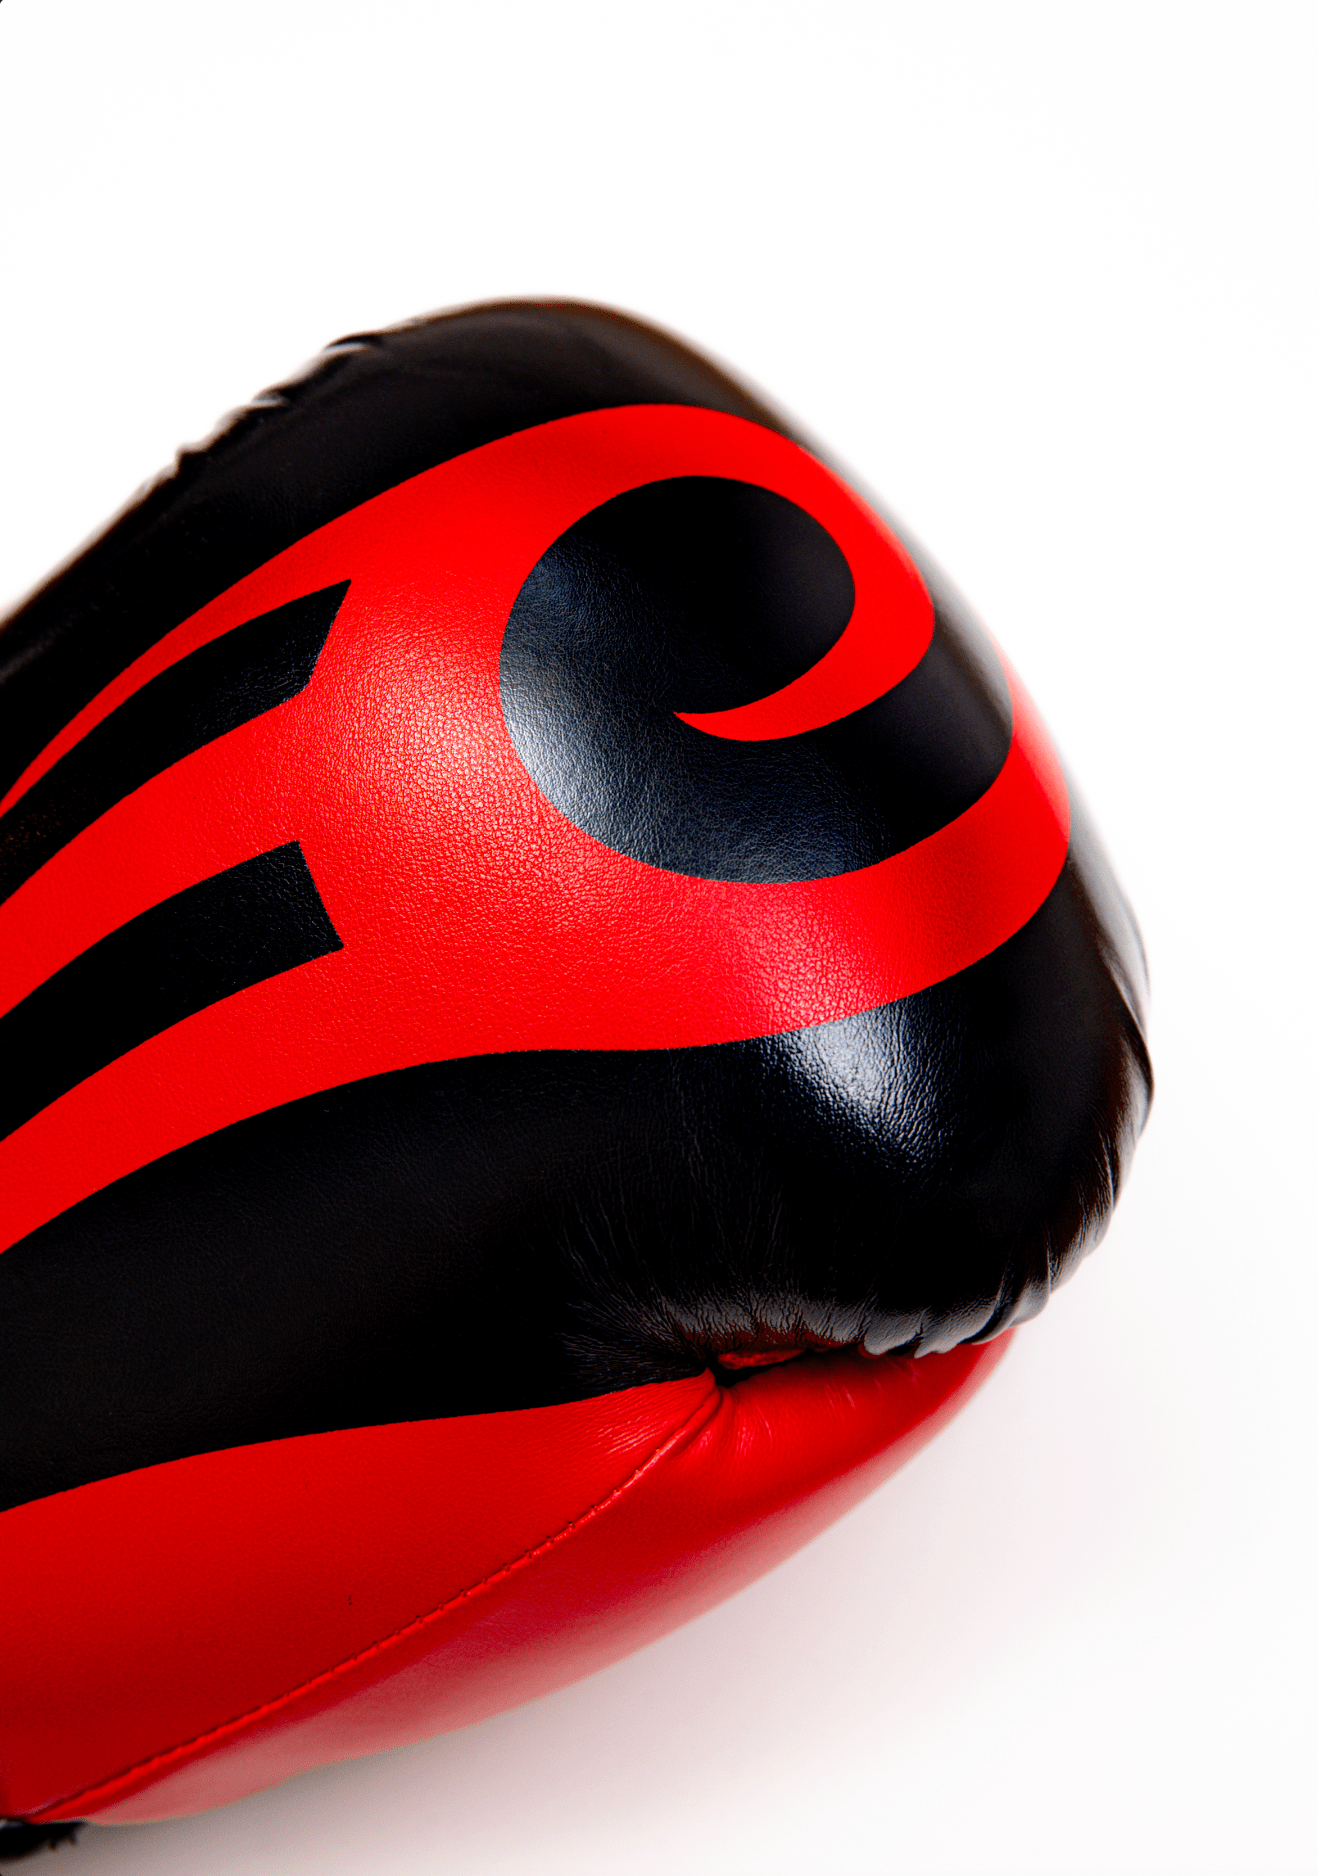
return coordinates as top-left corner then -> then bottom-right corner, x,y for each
1,4 -> 1314,1871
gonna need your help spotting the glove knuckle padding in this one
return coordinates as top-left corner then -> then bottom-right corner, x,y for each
0,302 -> 1151,1825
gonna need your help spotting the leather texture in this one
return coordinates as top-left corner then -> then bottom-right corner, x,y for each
5,1345 -> 1006,1825
0,301 -> 1151,1824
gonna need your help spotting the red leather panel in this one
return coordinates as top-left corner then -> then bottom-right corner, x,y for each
0,406 -> 1067,1257
2,1339 -> 1008,1825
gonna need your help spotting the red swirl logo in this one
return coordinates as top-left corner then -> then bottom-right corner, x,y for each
0,405 -> 1068,1252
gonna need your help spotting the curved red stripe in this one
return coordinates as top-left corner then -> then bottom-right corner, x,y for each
675,523 -> 932,741
1,1339 -> 1007,1824
0,407 -> 1068,1255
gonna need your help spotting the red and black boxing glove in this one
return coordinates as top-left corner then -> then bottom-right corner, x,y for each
0,303 -> 1151,1832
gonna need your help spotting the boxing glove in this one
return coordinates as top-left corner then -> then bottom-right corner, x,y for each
0,302 -> 1151,1829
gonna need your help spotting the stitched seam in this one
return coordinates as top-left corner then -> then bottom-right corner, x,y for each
32,1382 -> 723,1819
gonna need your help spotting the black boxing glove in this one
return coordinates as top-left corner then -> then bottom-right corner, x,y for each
0,302 -> 1151,1828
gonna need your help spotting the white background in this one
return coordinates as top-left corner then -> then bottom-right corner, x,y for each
1,3 -> 1314,1871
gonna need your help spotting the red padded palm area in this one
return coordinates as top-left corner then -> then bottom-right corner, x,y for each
2,1340 -> 1006,1825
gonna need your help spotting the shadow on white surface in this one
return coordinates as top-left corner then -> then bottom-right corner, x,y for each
1,1 -> 1314,1869
56,1104 -> 1316,1873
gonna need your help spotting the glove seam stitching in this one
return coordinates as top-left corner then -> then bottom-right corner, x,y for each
28,1378 -> 724,1821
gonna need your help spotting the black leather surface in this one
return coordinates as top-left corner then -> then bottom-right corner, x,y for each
0,803 -> 1149,1513
0,1821 -> 82,1861
502,476 -> 1011,881
0,302 -> 1152,1514
0,305 -> 791,800
0,843 -> 341,1144
0,583 -> 345,907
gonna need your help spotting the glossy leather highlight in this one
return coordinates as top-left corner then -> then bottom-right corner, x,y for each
3,1343 -> 1006,1825
0,302 -> 1150,1824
